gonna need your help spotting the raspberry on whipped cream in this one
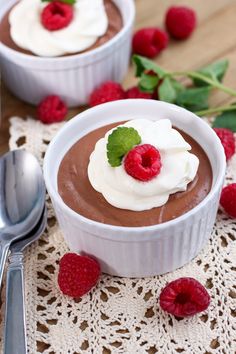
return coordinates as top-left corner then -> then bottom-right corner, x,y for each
9,0 -> 108,57
88,119 -> 199,211
124,144 -> 162,181
41,1 -> 74,31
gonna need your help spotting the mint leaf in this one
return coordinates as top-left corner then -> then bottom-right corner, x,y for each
157,78 -> 184,103
138,73 -> 159,93
213,110 -> 236,132
170,79 -> 185,95
42,0 -> 76,4
107,127 -> 141,167
193,60 -> 229,87
176,87 -> 211,112
132,55 -> 166,78
158,77 -> 177,103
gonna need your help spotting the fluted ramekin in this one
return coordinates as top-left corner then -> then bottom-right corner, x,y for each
0,0 -> 135,107
44,100 -> 226,277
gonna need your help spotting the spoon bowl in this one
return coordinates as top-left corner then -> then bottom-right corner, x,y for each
0,149 -> 45,287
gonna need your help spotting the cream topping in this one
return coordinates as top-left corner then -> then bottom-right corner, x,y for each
88,119 -> 199,211
9,0 -> 108,57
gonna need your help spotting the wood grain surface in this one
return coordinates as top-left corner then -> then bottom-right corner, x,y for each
2,0 -> 236,156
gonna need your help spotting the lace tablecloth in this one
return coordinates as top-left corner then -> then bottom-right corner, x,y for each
0,116 -> 235,354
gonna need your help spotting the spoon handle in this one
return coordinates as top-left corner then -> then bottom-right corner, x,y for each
0,240 -> 10,288
4,252 -> 27,354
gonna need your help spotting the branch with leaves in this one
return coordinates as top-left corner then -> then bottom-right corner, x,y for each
42,0 -> 76,4
133,55 -> 236,131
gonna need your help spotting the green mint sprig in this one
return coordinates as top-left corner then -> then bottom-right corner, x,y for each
42,0 -> 76,5
212,105 -> 236,131
133,55 -> 236,131
107,127 -> 141,167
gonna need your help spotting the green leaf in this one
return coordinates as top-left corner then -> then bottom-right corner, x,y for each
138,73 -> 159,93
176,87 -> 211,112
107,127 -> 141,167
158,78 -> 185,103
42,0 -> 76,4
213,110 -> 236,132
170,79 -> 185,95
158,77 -> 177,103
132,55 -> 166,78
193,60 -> 229,87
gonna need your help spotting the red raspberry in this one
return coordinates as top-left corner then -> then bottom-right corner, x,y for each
41,1 -> 73,31
126,86 -> 152,99
213,128 -> 235,161
124,144 -> 162,182
89,81 -> 126,107
132,28 -> 169,58
58,253 -> 101,298
220,183 -> 236,218
37,95 -> 68,124
165,6 -> 197,40
160,277 -> 210,317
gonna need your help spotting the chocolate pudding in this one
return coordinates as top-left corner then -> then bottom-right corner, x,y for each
57,122 -> 212,227
0,0 -> 122,56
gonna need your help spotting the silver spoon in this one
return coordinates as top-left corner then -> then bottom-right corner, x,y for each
4,207 -> 47,354
0,149 -> 45,288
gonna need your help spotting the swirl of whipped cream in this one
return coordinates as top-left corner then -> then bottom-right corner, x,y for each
9,0 -> 108,57
88,119 -> 200,211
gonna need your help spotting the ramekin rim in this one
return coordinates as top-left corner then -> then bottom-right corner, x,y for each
0,0 -> 135,63
43,99 -> 226,234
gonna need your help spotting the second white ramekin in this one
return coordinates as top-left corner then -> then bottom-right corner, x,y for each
0,0 -> 135,107
44,100 -> 226,277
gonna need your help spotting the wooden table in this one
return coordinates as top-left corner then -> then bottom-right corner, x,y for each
2,0 -> 236,156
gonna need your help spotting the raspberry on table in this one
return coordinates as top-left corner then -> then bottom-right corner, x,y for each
159,277 -> 210,317
41,1 -> 74,31
58,253 -> 101,298
213,128 -> 235,161
124,144 -> 162,182
126,86 -> 153,99
89,81 -> 126,107
132,28 -> 169,58
37,95 -> 68,124
165,6 -> 197,40
220,183 -> 236,218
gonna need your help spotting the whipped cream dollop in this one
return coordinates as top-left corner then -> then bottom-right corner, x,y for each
88,119 -> 199,211
9,0 -> 108,57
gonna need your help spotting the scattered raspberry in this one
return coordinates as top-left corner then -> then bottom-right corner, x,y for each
160,277 -> 210,317
126,86 -> 153,99
132,28 -> 169,58
37,95 -> 68,124
124,144 -> 162,181
41,1 -> 73,31
220,183 -> 236,218
89,81 -> 126,107
165,6 -> 197,40
213,128 -> 235,161
58,253 -> 101,298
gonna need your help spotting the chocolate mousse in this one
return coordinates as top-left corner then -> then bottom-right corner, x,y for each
0,0 -> 122,56
57,122 -> 212,227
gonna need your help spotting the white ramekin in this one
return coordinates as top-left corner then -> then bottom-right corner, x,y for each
44,100 -> 226,277
0,0 -> 135,107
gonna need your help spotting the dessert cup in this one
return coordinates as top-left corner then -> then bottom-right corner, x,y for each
0,0 -> 135,107
44,100 -> 226,277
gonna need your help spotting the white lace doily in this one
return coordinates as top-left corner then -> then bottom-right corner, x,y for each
0,116 -> 235,354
